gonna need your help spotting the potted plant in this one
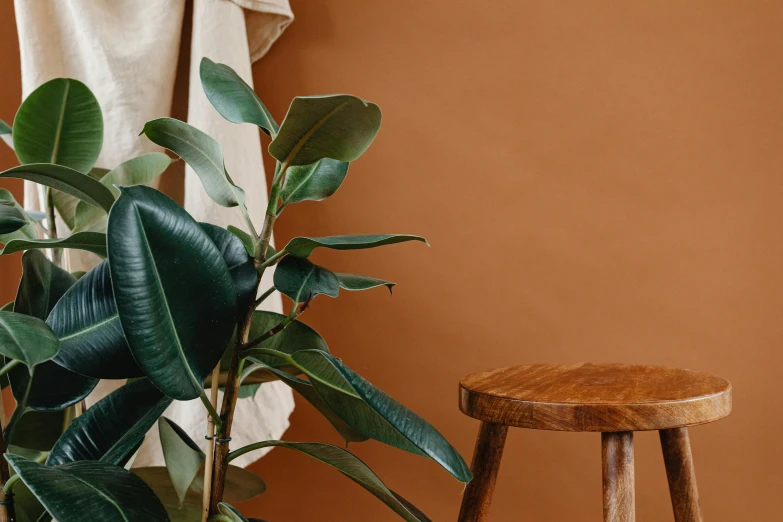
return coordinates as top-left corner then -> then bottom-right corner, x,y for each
0,57 -> 471,522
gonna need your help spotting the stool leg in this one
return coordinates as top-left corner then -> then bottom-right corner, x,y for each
458,422 -> 509,522
660,428 -> 703,522
602,431 -> 635,522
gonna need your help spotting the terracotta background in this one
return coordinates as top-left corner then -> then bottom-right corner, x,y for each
0,1 -> 780,520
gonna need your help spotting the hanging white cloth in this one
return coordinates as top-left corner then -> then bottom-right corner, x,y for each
13,0 -> 295,468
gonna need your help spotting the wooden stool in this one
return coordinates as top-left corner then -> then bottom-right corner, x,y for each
457,363 -> 732,522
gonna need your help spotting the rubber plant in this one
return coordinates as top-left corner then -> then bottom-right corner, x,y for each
0,57 -> 471,522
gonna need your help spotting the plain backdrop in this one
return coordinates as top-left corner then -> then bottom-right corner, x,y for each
1,1 -> 780,520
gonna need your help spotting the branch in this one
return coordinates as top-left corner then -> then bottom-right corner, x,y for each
241,296 -> 311,351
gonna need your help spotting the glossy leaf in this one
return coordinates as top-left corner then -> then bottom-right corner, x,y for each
280,158 -> 349,206
107,185 -> 236,400
0,164 -> 115,212
0,231 -> 107,257
337,273 -> 395,294
48,260 -> 141,379
6,456 -> 169,522
227,225 -> 255,257
0,312 -> 59,368
73,153 -> 172,233
8,407 -> 76,452
201,223 -> 258,313
14,250 -> 76,320
269,95 -> 382,166
0,189 -> 37,243
47,378 -> 171,466
52,166 -> 109,230
0,119 -> 12,150
289,350 -> 472,482
141,118 -> 246,208
245,310 -> 329,367
0,203 -> 27,234
229,441 -> 430,521
159,417 -> 205,507
218,503 -> 251,522
273,256 -> 339,303
12,78 -> 103,173
284,234 -> 427,258
200,57 -> 278,137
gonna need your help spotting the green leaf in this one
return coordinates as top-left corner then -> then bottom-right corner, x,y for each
201,223 -> 258,313
337,273 -> 395,294
141,118 -> 246,209
247,362 -> 367,444
217,503 -> 251,522
228,441 -> 431,522
244,311 -> 329,369
269,95 -> 382,166
73,153 -> 172,233
48,260 -> 141,379
8,407 -> 76,452
200,57 -> 278,137
52,166 -> 109,230
159,417 -> 205,507
0,312 -> 59,368
0,164 -> 115,212
280,158 -> 349,206
12,78 -> 103,173
14,250 -> 76,320
284,234 -> 427,258
0,203 -> 27,234
0,231 -> 107,257
0,189 -> 37,243
227,225 -> 255,257
289,350 -> 472,482
107,185 -> 236,400
273,256 -> 339,303
47,378 -> 171,466
6,456 -> 169,522
0,119 -> 12,150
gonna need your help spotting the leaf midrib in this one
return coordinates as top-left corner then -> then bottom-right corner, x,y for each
282,100 -> 351,166
63,471 -> 130,522
50,80 -> 70,164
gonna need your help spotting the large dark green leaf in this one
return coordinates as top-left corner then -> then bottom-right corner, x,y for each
12,78 -> 103,173
107,185 -> 236,400
47,378 -> 171,466
0,231 -> 107,257
284,234 -> 427,258
14,250 -> 76,320
244,311 -> 328,369
0,203 -> 27,234
336,273 -> 395,294
269,95 -> 381,166
201,223 -> 258,313
159,417 -> 205,506
0,189 -> 36,243
8,407 -> 76,452
228,441 -> 431,522
0,164 -> 115,212
273,256 -> 339,303
73,153 -> 172,233
141,118 -> 246,209
0,312 -> 59,368
6,456 -> 169,522
286,350 -> 471,482
48,260 -> 140,379
280,158 -> 349,206
0,119 -> 12,150
200,57 -> 278,137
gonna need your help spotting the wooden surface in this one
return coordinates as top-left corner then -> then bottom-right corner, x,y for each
460,363 -> 732,432
457,422 -> 509,522
660,428 -> 703,522
602,432 -> 636,522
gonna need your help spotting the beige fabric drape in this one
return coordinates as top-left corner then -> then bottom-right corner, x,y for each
14,0 -> 294,468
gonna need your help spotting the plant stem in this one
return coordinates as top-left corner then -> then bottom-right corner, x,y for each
44,187 -> 61,267
0,361 -> 19,379
259,248 -> 286,269
201,365 -> 220,522
254,287 -> 276,308
199,390 -> 222,431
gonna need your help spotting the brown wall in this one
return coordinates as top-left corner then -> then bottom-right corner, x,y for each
1,1 -> 781,520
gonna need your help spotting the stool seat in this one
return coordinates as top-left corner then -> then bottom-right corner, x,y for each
460,363 -> 731,432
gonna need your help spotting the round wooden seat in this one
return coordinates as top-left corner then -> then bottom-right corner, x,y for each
459,363 -> 732,432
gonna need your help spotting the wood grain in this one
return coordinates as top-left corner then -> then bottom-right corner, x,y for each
457,422 -> 509,522
460,363 -> 731,431
603,431 -> 635,522
660,427 -> 703,522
